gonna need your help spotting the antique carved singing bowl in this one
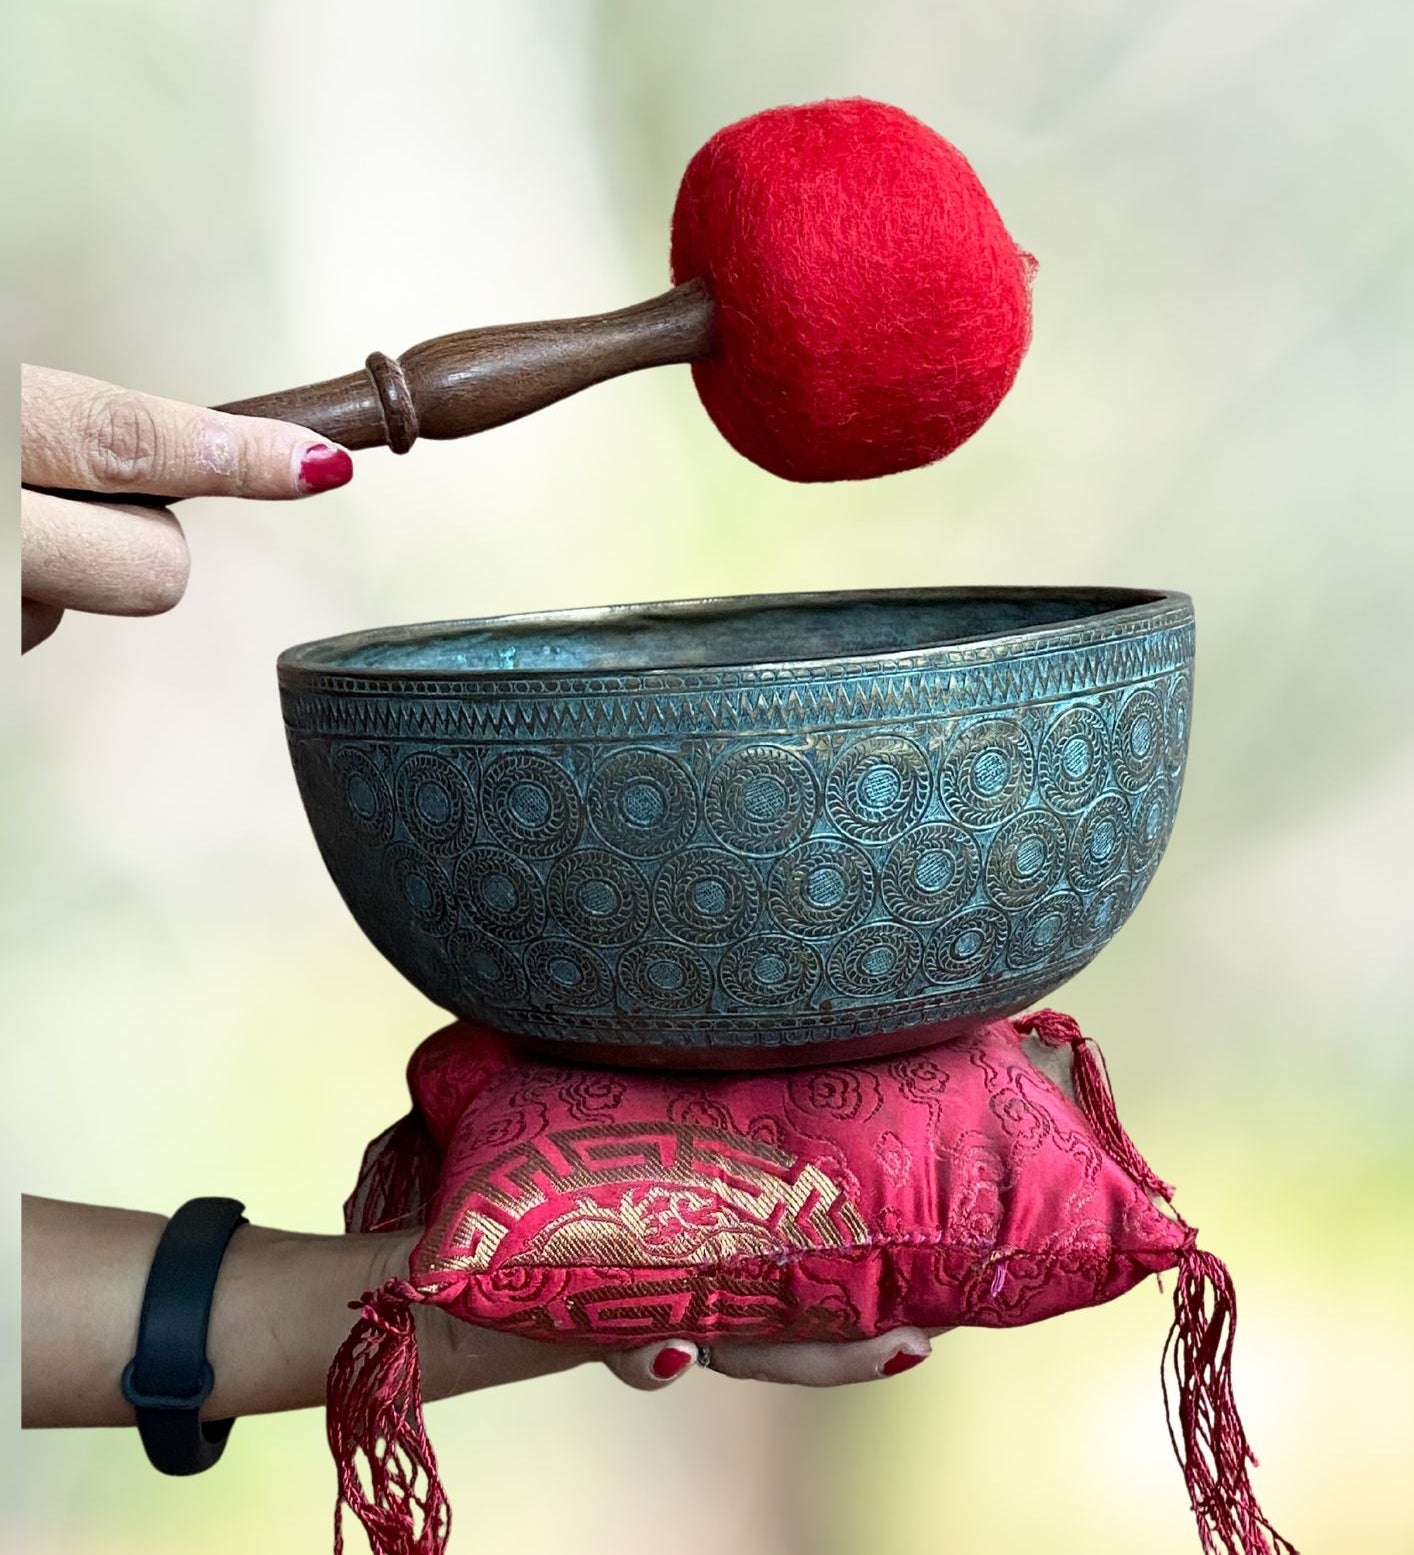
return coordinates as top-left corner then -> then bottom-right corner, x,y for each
279,587 -> 1193,1068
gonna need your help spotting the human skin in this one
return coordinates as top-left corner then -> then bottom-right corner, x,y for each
21,1198 -> 934,1427
17,374 -> 935,1426
19,364 -> 357,652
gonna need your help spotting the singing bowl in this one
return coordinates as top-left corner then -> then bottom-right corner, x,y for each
279,587 -> 1193,1068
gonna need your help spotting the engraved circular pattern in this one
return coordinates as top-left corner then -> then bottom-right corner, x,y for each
984,810 -> 1067,909
451,931 -> 527,1007
1038,706 -> 1111,814
880,823 -> 981,925
705,746 -> 819,855
941,720 -> 1036,829
525,939 -> 614,1009
1006,892 -> 1082,969
331,746 -> 394,842
481,753 -> 582,858
824,735 -> 931,843
1113,688 -> 1165,793
382,844 -> 455,937
547,850 -> 650,946
924,905 -> 1010,984
654,848 -> 762,945
453,848 -> 545,941
587,750 -> 699,858
827,924 -> 923,999
393,752 -> 476,855
767,840 -> 876,939
718,935 -> 822,1008
1165,673 -> 1192,773
617,941 -> 713,1013
1079,873 -> 1134,944
282,591 -> 1194,1055
1130,777 -> 1176,873
1066,794 -> 1132,891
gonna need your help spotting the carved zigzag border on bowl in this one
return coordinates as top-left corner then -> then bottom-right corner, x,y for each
280,622 -> 1195,745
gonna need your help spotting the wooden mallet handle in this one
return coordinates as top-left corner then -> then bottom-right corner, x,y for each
217,277 -> 714,453
21,280 -> 714,508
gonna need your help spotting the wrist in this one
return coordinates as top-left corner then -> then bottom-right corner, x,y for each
202,1225 -> 416,1420
20,1199 -> 427,1431
366,1226 -> 420,1291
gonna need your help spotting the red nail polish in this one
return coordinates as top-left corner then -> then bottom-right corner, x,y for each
298,443 -> 354,494
880,1349 -> 927,1378
651,1346 -> 694,1380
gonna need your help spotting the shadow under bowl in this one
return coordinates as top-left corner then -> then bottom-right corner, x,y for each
279,586 -> 1193,1068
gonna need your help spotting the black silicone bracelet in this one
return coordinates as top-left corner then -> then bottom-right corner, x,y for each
120,1197 -> 248,1476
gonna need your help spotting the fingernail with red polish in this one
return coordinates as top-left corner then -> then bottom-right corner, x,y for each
651,1345 -> 695,1381
298,443 -> 354,494
880,1349 -> 927,1378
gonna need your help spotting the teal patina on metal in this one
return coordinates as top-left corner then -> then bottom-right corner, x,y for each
279,587 -> 1192,1067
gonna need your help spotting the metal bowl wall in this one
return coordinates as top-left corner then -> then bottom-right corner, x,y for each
279,587 -> 1192,1068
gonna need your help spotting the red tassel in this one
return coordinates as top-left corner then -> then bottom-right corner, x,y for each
1164,1249 -> 1297,1555
327,1279 -> 449,1555
1016,1012 -> 1296,1550
1015,1008 -> 1175,1201
344,1110 -> 443,1236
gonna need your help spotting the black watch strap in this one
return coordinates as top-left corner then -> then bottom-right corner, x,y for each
120,1196 -> 248,1476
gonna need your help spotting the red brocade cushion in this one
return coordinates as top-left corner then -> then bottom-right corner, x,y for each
332,1011 -> 1296,1555
366,1015 -> 1187,1341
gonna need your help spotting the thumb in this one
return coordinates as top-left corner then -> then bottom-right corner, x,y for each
21,365 -> 355,501
602,1340 -> 699,1392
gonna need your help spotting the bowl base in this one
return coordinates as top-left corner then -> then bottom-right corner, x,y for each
503,1010 -> 1009,1073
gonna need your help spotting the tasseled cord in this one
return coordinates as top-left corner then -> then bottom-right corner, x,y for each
327,1278 -> 448,1555
343,1110 -> 442,1236
1016,1009 -> 1297,1555
331,1105 -> 450,1553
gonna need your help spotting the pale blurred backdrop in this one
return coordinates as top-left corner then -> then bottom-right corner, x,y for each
6,1 -> 1413,1551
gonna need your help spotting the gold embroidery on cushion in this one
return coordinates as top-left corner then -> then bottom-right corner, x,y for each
428,1123 -> 869,1274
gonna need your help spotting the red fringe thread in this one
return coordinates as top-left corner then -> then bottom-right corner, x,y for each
1016,1009 -> 1297,1555
1015,1006 -> 1174,1201
343,1110 -> 442,1236
1164,1250 -> 1299,1555
327,1279 -> 449,1555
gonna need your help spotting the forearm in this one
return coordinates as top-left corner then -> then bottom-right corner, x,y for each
20,1195 -> 408,1427
21,1196 -> 594,1430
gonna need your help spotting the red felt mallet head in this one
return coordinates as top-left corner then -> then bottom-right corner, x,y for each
670,97 -> 1036,482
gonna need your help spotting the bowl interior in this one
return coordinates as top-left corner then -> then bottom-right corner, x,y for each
283,587 -> 1169,679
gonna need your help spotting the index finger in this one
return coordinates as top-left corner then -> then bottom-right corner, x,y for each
21,364 -> 354,501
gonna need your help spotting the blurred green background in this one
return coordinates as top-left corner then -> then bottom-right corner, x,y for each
6,1 -> 1413,1551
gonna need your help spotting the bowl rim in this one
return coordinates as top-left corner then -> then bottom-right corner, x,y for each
277,584 -> 1192,685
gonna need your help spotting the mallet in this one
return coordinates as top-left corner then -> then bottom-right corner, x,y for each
668,96 -> 1036,482
189,99 -> 1037,488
